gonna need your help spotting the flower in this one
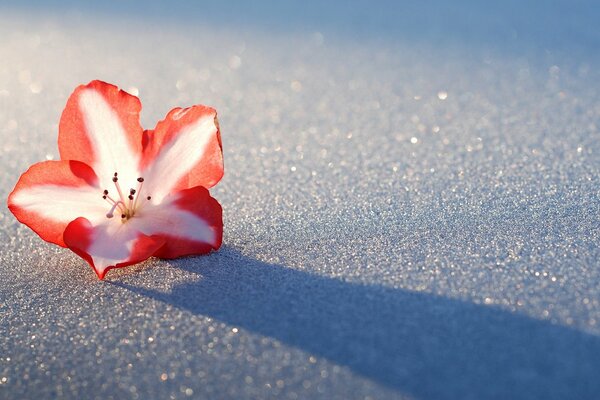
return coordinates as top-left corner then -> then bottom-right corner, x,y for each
7,80 -> 224,279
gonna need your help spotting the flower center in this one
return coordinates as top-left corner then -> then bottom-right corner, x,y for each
102,172 -> 152,222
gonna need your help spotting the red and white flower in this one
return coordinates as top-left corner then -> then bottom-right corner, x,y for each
8,80 -> 224,279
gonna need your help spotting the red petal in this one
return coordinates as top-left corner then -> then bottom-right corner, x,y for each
151,186 -> 223,259
7,160 -> 100,247
58,80 -> 143,184
140,105 -> 223,199
63,217 -> 165,279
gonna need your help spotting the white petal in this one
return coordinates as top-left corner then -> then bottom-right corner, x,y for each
78,217 -> 152,275
86,220 -> 142,274
82,193 -> 215,274
10,185 -> 107,224
79,89 -> 141,187
141,114 -> 216,202
132,195 -> 216,244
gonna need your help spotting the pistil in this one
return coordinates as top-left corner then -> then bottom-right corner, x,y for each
105,202 -> 120,219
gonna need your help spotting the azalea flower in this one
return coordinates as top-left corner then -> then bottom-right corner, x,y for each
8,80 -> 224,279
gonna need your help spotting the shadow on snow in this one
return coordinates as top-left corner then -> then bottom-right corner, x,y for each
113,247 -> 600,400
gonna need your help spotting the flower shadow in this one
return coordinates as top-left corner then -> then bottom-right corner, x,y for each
113,247 -> 600,400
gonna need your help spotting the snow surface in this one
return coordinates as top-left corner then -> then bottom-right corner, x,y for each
1,2 -> 600,399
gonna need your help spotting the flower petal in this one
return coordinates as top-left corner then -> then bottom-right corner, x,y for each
58,80 -> 143,188
140,105 -> 223,202
134,185 -> 222,259
7,160 -> 104,247
63,217 -> 165,279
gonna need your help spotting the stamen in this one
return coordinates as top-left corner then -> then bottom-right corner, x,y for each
128,193 -> 134,211
104,174 -> 149,221
132,177 -> 145,211
112,175 -> 127,206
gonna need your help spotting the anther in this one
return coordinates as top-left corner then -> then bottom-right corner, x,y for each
114,172 -> 118,176
130,189 -> 136,195
102,195 -> 107,199
121,214 -> 126,219
128,194 -> 134,200
137,177 -> 144,182
147,196 -> 152,200
103,189 -> 109,195
112,176 -> 118,182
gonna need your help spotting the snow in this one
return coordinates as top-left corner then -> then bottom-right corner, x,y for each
1,2 -> 600,399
